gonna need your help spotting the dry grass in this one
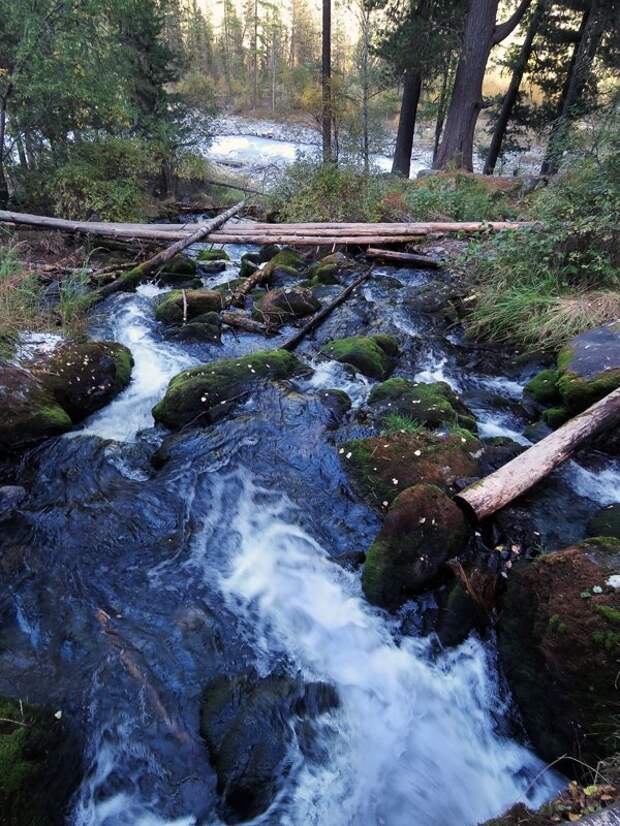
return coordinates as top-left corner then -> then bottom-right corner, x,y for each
533,291 -> 620,346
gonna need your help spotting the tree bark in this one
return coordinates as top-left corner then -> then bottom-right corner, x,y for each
456,385 -> 620,521
365,247 -> 440,268
432,57 -> 455,166
435,0 -> 531,171
392,71 -> 423,177
540,0 -> 605,175
0,96 -> 9,208
322,0 -> 332,162
483,0 -> 547,175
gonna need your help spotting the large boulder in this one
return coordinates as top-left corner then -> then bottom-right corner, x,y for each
525,322 -> 620,427
362,483 -> 469,609
156,255 -> 201,288
588,505 -> 620,541
0,364 -> 72,452
168,311 -> 222,344
152,349 -> 307,428
198,248 -> 230,263
368,378 -> 478,432
254,287 -> 320,325
0,697 -> 82,826
155,289 -> 224,324
320,334 -> 399,380
38,341 -> 133,422
200,668 -> 338,823
342,430 -> 481,509
499,538 -> 620,770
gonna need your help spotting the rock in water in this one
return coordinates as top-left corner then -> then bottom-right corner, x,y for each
588,505 -> 620,541
254,287 -> 320,325
362,483 -> 469,609
499,538 -> 620,769
152,349 -> 307,428
320,334 -> 399,380
155,289 -> 224,324
200,668 -> 338,823
197,248 -> 230,263
38,341 -> 133,422
0,486 -> 26,522
368,378 -> 478,432
0,697 -> 82,825
0,364 -> 72,452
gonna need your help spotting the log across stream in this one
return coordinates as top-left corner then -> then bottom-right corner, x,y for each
2,237 -> 619,825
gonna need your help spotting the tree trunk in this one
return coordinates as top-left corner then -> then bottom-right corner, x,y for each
322,0 -> 332,162
0,96 -> 9,209
392,71 -> 423,177
433,57 -> 454,166
253,0 -> 258,109
456,385 -> 620,521
483,0 -> 546,175
540,0 -> 605,176
435,0 -> 530,171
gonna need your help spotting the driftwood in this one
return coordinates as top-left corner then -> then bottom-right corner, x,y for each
456,385 -> 620,521
94,200 -> 245,301
220,310 -> 273,335
224,263 -> 270,308
365,247 -> 440,269
281,269 -> 372,351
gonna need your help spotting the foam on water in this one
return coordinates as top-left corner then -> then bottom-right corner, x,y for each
563,459 -> 620,506
304,358 -> 372,407
200,470 -> 565,826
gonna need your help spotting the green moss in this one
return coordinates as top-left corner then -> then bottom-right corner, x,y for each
592,629 -> 620,651
596,604 -> 620,625
198,248 -> 230,262
110,344 -> 133,391
309,263 -> 339,285
542,405 -> 571,428
267,249 -> 304,270
525,369 -> 561,405
155,289 -> 223,324
320,335 -> 398,380
556,367 -> 620,413
152,348 -> 306,428
239,252 -> 261,278
588,505 -> 620,541
159,255 -> 197,276
368,378 -> 478,432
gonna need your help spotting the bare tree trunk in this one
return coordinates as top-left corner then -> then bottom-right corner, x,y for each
0,96 -> 9,208
253,0 -> 259,109
435,0 -> 530,171
483,0 -> 547,175
360,5 -> 371,173
432,57 -> 454,166
540,0 -> 605,175
322,0 -> 332,162
392,71 -> 423,177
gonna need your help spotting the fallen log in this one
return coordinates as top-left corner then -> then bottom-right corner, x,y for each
224,262 -> 270,308
456,385 -> 620,521
220,310 -> 273,335
281,269 -> 372,351
366,247 -> 440,269
93,200 -> 245,301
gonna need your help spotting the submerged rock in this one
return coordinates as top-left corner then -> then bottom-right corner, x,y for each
254,287 -> 320,325
0,485 -> 26,522
362,483 -> 469,609
342,430 -> 481,509
200,668 -> 338,823
499,538 -> 620,769
155,289 -> 224,324
320,334 -> 398,380
0,364 -> 72,452
368,378 -> 478,432
198,248 -> 230,263
0,697 -> 82,825
152,349 -> 307,428
39,341 -> 133,422
588,505 -> 620,541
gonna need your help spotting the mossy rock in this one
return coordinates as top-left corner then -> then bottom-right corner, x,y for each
156,273 -> 203,290
0,698 -> 82,825
362,483 -> 469,609
39,341 -> 133,423
588,505 -> 620,541
320,335 -> 398,380
499,538 -> 620,771
168,312 -> 222,344
239,252 -> 261,278
524,368 -> 562,405
158,255 -> 197,276
265,248 -> 305,270
556,322 -> 620,413
309,262 -> 340,286
542,405 -> 571,428
253,287 -> 320,325
155,289 -> 224,324
342,430 -> 480,509
152,349 -> 307,428
257,243 -> 282,262
198,248 -> 230,262
368,378 -> 478,432
0,364 -> 73,452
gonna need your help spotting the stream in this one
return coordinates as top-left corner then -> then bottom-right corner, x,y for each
2,243 -> 620,825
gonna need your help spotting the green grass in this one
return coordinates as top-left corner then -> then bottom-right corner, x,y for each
382,414 -> 427,435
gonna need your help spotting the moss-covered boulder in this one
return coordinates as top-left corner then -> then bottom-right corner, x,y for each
362,483 -> 469,609
168,311 -> 222,343
155,289 -> 224,324
200,668 -> 337,823
198,248 -> 230,263
157,255 -> 196,277
368,378 -> 478,432
239,251 -> 261,278
310,263 -> 340,286
0,364 -> 72,452
254,287 -> 320,325
499,538 -> 620,770
588,505 -> 620,541
39,341 -> 133,422
0,698 -> 82,825
320,334 -> 399,380
342,430 -> 481,509
524,368 -> 562,405
152,349 -> 306,428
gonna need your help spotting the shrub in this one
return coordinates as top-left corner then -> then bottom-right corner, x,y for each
403,172 -> 517,221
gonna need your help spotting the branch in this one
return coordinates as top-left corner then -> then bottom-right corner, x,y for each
492,0 -> 531,45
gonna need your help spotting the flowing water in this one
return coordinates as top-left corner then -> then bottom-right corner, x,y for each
3,244 -> 618,825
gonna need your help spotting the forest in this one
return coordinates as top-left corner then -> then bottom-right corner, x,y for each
0,1 -> 620,825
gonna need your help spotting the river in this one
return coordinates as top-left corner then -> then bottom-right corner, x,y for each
2,243 -> 619,824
